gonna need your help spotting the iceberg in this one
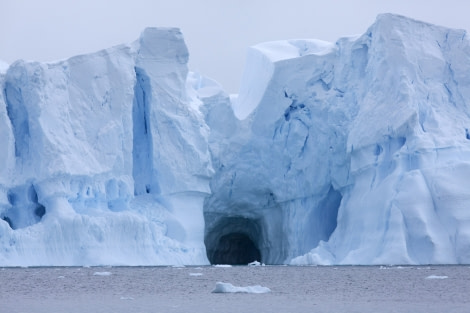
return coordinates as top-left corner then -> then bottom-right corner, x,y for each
204,13 -> 470,265
0,28 -> 211,266
1,14 -> 470,266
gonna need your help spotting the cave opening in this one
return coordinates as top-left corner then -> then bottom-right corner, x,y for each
211,232 -> 261,265
205,216 -> 263,265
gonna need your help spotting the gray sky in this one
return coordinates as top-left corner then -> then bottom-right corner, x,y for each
2,0 -> 470,93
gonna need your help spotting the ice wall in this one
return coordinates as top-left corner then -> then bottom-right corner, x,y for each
204,14 -> 470,265
0,28 -> 211,266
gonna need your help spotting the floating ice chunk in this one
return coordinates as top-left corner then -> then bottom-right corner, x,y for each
189,272 -> 203,276
93,271 -> 112,276
380,265 -> 407,270
212,282 -> 271,294
214,264 -> 232,268
425,275 -> 448,279
248,261 -> 265,266
120,296 -> 134,300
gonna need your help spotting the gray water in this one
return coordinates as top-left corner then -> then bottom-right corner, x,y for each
1,265 -> 469,312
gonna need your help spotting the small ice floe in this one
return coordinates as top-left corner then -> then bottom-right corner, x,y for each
93,271 -> 112,276
214,264 -> 232,268
212,282 -> 271,294
248,261 -> 265,266
189,272 -> 203,276
426,275 -> 448,279
57,276 -> 65,279
120,296 -> 134,300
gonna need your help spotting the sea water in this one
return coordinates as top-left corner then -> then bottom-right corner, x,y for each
1,265 -> 469,312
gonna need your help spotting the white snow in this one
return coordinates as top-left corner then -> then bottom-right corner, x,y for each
212,282 -> 271,294
1,14 -> 470,266
254,39 -> 335,62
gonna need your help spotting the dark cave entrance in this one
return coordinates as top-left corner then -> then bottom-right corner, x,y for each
205,216 -> 263,265
211,232 -> 261,265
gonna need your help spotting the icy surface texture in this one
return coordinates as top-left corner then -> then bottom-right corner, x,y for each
0,28 -> 211,266
1,14 -> 470,266
205,14 -> 470,265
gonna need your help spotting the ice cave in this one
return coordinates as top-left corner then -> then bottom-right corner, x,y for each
204,216 -> 263,265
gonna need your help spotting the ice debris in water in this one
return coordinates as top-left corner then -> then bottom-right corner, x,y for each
93,271 -> 112,276
189,272 -> 203,276
120,296 -> 134,300
212,282 -> 271,294
425,275 -> 448,279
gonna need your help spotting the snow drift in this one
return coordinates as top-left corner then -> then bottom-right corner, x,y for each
1,14 -> 470,266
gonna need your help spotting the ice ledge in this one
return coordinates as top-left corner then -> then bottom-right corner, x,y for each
253,39 -> 335,62
374,13 -> 465,33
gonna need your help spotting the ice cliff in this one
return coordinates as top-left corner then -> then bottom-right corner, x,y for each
0,28 -> 212,265
1,14 -> 470,266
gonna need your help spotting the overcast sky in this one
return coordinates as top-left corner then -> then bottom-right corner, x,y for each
2,0 -> 470,93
